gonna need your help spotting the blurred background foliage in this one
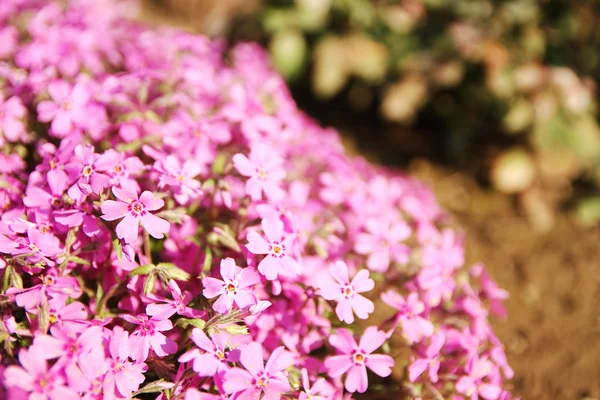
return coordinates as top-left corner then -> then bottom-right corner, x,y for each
144,0 -> 600,229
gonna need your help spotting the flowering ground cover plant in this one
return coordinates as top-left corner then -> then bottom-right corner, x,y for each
0,0 -> 514,399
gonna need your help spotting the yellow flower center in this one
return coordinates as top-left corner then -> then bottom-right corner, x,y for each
353,352 -> 365,363
256,377 -> 267,388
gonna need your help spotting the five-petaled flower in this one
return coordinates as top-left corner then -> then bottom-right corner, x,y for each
122,313 -> 177,362
233,144 -> 286,201
101,187 -> 170,244
246,217 -> 302,280
324,327 -> 394,393
224,342 -> 293,400
178,328 -> 239,376
381,290 -> 434,344
408,332 -> 445,383
202,258 -> 261,314
319,260 -> 375,324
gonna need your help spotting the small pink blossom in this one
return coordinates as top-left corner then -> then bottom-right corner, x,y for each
354,218 -> 411,272
4,346 -> 79,400
0,94 -> 27,145
32,325 -> 103,367
103,326 -> 148,399
202,258 -> 260,314
178,328 -> 239,376
299,368 -> 331,400
456,357 -> 502,400
382,290 -> 434,343
65,144 -> 118,197
10,227 -> 62,267
319,261 -> 375,324
145,280 -> 204,319
101,187 -> 170,244
224,342 -> 293,400
233,144 -> 286,201
155,155 -> 203,204
246,217 -> 302,280
6,269 -> 81,312
123,313 -> 177,362
324,327 -> 394,393
37,80 -> 92,137
408,332 -> 445,383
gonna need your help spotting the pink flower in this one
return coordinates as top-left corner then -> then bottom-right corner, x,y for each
246,217 -> 302,280
224,342 -> 293,400
233,144 -> 286,201
178,328 -> 238,376
4,346 -> 79,400
65,346 -> 108,398
0,95 -> 27,145
145,280 -> 204,319
408,332 -> 445,383
32,325 -> 103,367
65,144 -> 118,196
456,357 -> 502,400
37,80 -> 92,137
324,327 -> 394,393
155,155 -> 203,204
47,298 -> 88,327
101,187 -> 170,244
318,261 -> 374,324
123,313 -> 177,362
299,368 -> 330,400
202,258 -> 260,314
354,218 -> 411,272
10,227 -> 62,267
471,263 -> 509,318
7,269 -> 81,312
381,290 -> 434,343
103,326 -> 148,398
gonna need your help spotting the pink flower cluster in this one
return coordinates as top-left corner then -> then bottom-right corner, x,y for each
0,0 -> 515,399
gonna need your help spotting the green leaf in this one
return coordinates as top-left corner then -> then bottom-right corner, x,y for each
144,272 -> 157,296
2,265 -> 23,293
1,265 -> 11,294
69,256 -> 90,266
175,318 -> 206,330
202,247 -> 213,274
130,264 -> 155,276
156,263 -> 190,282
95,281 -> 104,304
201,179 -> 215,191
212,223 -> 240,252
38,302 -> 50,334
225,324 -> 249,335
113,238 -> 123,261
132,379 -> 174,396
65,228 -> 77,252
155,208 -> 187,224
211,153 -> 227,175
